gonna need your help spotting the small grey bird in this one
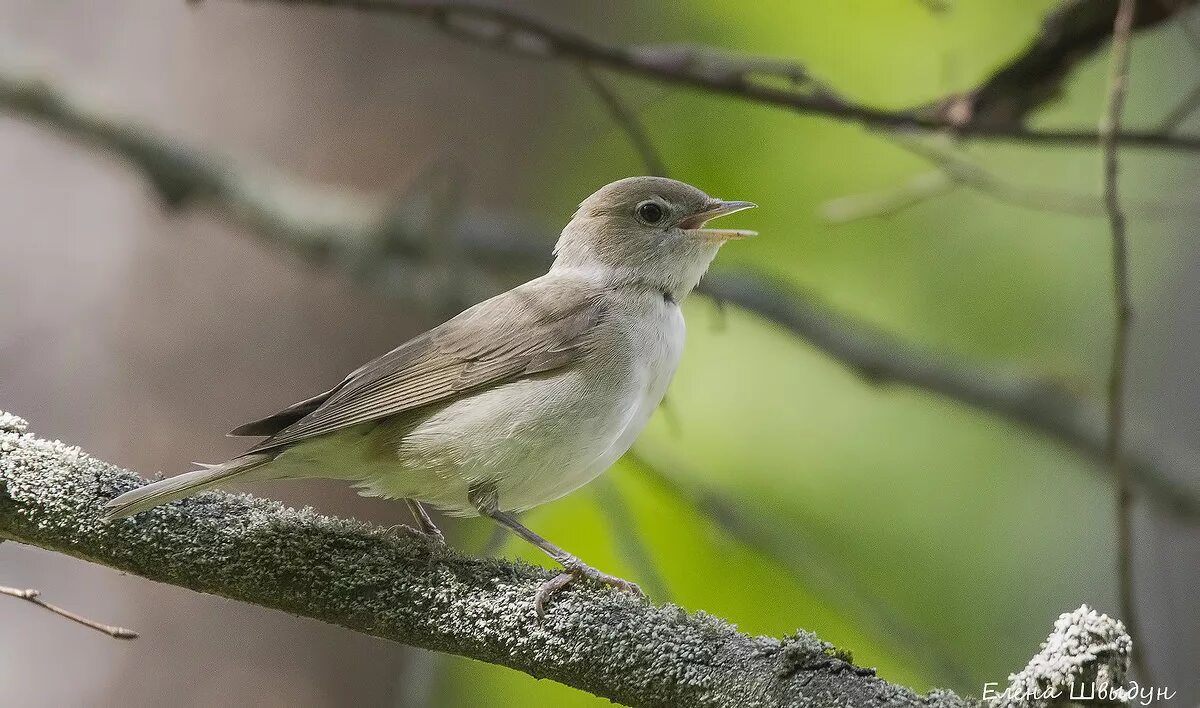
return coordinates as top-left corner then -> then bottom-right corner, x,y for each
106,176 -> 755,612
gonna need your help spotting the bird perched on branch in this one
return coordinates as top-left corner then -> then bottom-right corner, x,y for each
105,176 -> 756,614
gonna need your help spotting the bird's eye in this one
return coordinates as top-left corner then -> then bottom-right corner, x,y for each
636,201 -> 665,225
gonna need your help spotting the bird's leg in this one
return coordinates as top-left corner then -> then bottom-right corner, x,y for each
381,500 -> 445,545
468,484 -> 642,616
406,499 -> 446,544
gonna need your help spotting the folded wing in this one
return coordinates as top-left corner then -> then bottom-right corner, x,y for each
237,281 -> 605,455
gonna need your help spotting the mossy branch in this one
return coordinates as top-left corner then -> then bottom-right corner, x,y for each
0,412 -> 970,707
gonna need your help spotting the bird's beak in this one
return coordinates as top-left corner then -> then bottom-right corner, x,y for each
681,200 -> 758,241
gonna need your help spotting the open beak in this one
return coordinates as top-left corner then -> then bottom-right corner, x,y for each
681,200 -> 758,241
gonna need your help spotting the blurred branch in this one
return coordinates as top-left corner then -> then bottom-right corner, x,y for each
1179,7 -> 1200,52
578,66 -> 668,177
821,136 -> 1189,224
1157,82 -> 1200,132
239,0 -> 1200,151
698,272 -> 1200,519
822,139 -> 1106,223
913,0 -> 953,15
0,412 -> 965,708
0,583 -> 139,640
627,453 -> 971,686
1098,0 -> 1145,682
957,0 -> 1181,128
590,475 -> 672,602
2,63 -> 1198,520
822,170 -> 956,224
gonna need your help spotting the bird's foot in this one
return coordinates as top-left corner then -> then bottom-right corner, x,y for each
379,523 -> 445,546
535,559 -> 643,617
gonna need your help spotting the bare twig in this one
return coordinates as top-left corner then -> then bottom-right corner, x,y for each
820,136 -> 1195,228
823,135 -> 1192,224
1176,6 -> 1200,53
822,170 -> 955,224
590,475 -> 671,602
578,65 -> 668,177
1157,82 -> 1200,132
957,0 -> 1185,127
627,453 -> 970,686
0,584 -> 138,639
1098,0 -> 1145,682
479,517 -> 511,558
239,0 -> 1200,151
822,138 -> 1115,223
913,0 -> 953,15
897,139 -> 1114,216
697,272 -> 1200,519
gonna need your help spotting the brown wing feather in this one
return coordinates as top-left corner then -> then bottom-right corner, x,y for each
240,281 -> 603,455
228,389 -> 337,436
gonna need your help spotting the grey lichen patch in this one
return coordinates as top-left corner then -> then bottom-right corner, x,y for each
1,413 -> 972,708
989,605 -> 1130,708
0,411 -> 28,434
769,630 -> 872,681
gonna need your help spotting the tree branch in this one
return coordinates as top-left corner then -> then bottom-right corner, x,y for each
697,272 -> 1200,519
578,65 -> 669,177
0,412 -> 965,708
1098,0 -> 1144,683
1,62 -> 1197,519
820,137 -> 1138,224
628,453 -> 971,687
958,0 -> 1186,127
0,584 -> 139,640
234,0 -> 1200,151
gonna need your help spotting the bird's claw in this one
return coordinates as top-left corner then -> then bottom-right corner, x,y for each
380,523 -> 446,546
534,560 -> 643,617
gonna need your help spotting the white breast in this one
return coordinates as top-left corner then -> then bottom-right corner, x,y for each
354,289 -> 685,515
531,294 -> 685,504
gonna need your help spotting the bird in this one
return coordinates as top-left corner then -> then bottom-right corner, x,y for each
105,176 -> 756,613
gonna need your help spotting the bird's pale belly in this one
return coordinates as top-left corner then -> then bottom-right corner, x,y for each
341,302 -> 684,515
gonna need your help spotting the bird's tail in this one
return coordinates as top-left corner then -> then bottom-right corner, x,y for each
103,454 -> 273,519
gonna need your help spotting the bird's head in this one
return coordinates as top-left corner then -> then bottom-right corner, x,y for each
553,176 -> 756,301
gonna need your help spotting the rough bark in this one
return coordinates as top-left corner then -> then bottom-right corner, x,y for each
0,412 -> 970,708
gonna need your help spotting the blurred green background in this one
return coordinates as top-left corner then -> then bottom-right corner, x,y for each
437,1 -> 1194,704
2,1 -> 1197,706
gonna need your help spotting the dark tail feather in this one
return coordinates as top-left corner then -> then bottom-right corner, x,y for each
228,390 -> 334,437
103,454 -> 273,519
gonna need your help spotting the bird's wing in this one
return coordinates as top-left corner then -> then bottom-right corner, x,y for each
238,280 -> 604,454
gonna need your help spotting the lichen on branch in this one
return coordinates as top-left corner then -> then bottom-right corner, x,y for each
0,410 -> 970,708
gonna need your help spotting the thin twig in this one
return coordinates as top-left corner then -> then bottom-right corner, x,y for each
696,272 -> 1200,519
578,65 -> 669,177
479,519 -> 511,558
626,453 -> 971,686
824,136 -> 1188,224
239,0 -> 1200,151
1157,81 -> 1200,132
0,584 -> 138,639
1176,6 -> 1200,53
821,170 -> 955,224
913,0 -> 953,15
1098,0 -> 1145,682
590,475 -> 671,602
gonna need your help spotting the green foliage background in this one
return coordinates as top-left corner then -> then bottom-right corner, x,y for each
436,2 -> 1193,703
